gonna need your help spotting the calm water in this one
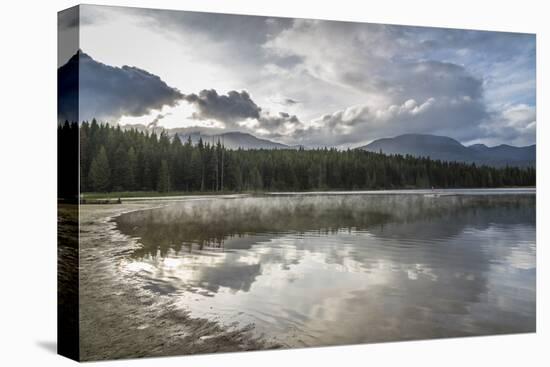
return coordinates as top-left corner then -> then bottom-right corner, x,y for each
115,191 -> 536,346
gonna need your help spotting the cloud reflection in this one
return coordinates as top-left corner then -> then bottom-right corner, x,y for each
115,194 -> 535,345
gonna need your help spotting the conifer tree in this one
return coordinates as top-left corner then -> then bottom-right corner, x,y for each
157,159 -> 171,192
111,145 -> 130,191
88,145 -> 110,192
127,147 -> 138,190
74,121 -> 536,194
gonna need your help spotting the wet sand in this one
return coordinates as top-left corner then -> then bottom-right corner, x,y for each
78,199 -> 272,361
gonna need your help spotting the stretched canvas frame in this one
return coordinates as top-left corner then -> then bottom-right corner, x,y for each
58,4 -> 536,362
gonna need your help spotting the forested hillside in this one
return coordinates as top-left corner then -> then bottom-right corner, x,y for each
59,121 -> 536,193
360,134 -> 535,167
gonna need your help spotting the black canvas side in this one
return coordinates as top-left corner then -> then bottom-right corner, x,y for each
57,5 -> 80,362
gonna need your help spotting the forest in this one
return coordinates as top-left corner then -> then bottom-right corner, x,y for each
58,121 -> 536,193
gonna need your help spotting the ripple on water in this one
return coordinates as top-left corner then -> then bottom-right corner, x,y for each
114,193 -> 536,347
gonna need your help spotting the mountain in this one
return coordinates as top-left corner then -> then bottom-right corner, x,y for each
359,134 -> 535,167
119,124 -> 294,150
58,50 -> 80,122
467,143 -> 536,165
59,50 -> 183,123
120,124 -> 226,137
177,131 -> 293,150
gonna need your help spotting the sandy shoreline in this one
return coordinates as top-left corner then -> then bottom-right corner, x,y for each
78,199 -> 271,361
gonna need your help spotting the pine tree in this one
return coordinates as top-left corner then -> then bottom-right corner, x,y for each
231,162 -> 243,191
198,137 -> 205,191
111,145 -> 130,191
127,147 -> 138,190
249,166 -> 263,190
88,146 -> 110,192
157,159 -> 171,192
79,124 -> 89,191
141,152 -> 153,190
75,121 -> 536,194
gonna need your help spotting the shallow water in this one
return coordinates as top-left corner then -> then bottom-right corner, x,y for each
115,191 -> 536,347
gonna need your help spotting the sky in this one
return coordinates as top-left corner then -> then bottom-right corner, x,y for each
59,5 -> 536,148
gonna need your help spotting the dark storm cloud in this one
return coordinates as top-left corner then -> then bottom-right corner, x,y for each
147,113 -> 171,129
183,89 -> 262,124
182,89 -> 303,136
58,51 -> 183,122
259,112 -> 301,130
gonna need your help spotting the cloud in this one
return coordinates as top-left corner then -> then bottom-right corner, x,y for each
58,50 -> 183,122
75,6 -> 536,146
289,96 -> 487,147
476,104 -> 536,146
270,96 -> 300,106
183,89 -> 262,125
58,6 -> 79,30
283,98 -> 299,105
58,6 -> 113,67
265,21 -> 485,105
58,7 -> 79,68
257,112 -> 302,136
147,113 -> 171,129
181,89 -> 303,138
261,19 -> 534,146
134,9 -> 292,66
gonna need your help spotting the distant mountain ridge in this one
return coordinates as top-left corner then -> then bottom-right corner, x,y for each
176,131 -> 293,150
120,124 -> 295,150
118,126 -> 534,166
359,134 -> 535,167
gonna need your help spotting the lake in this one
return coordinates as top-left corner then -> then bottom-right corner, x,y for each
114,190 -> 536,347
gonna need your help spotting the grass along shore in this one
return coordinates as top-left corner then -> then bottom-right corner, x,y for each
81,186 -> 536,201
80,190 -> 251,200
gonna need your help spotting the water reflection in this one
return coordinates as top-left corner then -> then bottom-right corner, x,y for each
115,194 -> 535,346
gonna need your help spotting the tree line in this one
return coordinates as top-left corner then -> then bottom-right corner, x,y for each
59,121 -> 536,193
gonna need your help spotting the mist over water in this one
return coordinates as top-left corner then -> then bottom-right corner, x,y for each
115,193 -> 536,346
